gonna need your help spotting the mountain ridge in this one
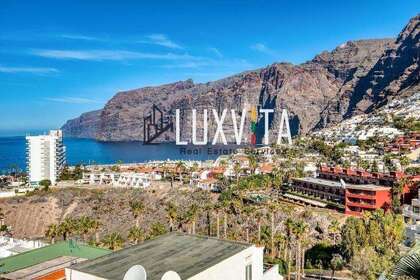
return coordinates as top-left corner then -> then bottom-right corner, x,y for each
62,15 -> 419,142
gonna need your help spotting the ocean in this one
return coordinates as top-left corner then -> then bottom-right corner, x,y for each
0,137 -> 236,173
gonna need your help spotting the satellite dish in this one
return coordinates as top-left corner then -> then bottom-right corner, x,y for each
161,271 -> 182,280
123,265 -> 147,280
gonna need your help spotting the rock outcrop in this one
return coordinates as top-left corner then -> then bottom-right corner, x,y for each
62,15 -> 419,143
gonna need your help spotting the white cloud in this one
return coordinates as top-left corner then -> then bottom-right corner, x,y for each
0,65 -> 59,74
208,47 -> 223,58
140,34 -> 183,49
250,43 -> 279,56
44,97 -> 100,104
30,49 -> 202,61
59,34 -> 103,41
160,58 -> 252,69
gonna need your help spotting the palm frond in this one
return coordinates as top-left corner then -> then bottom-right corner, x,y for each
392,253 -> 420,280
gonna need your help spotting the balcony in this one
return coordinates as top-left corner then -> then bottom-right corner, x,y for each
346,192 -> 376,200
346,200 -> 376,209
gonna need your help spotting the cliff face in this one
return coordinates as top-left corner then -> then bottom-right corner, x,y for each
61,109 -> 102,139
344,14 -> 420,116
62,15 -> 419,142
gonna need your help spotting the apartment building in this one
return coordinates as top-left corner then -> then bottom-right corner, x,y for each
26,130 -> 66,186
385,132 -> 420,153
403,189 -> 420,245
345,184 -> 392,216
66,233 -> 281,280
289,165 -> 417,216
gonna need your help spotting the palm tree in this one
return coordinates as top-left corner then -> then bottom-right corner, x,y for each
130,200 -> 145,227
101,232 -> 124,250
248,154 -> 257,174
78,216 -> 95,241
284,218 -> 294,280
128,226 -> 145,245
165,202 -> 177,232
185,204 -> 199,234
58,217 -> 76,241
328,219 -> 340,245
392,253 -> 420,280
330,254 -> 344,280
45,224 -> 58,244
255,210 -> 264,244
215,206 -> 220,238
175,161 -> 185,183
292,220 -> 309,280
91,219 -> 101,244
234,162 -> 241,187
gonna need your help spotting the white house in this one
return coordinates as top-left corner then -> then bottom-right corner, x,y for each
26,130 -> 66,186
65,233 -> 282,280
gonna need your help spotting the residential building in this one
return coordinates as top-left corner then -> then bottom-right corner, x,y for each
0,237 -> 46,258
0,240 -> 110,280
319,165 -> 420,203
291,177 -> 345,205
66,232 -> 281,280
26,130 -> 66,186
385,132 -> 420,153
345,184 -> 392,216
403,189 -> 420,245
289,165 -> 417,216
78,172 -> 151,188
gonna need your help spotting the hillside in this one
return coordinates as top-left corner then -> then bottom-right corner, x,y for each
62,15 -> 419,142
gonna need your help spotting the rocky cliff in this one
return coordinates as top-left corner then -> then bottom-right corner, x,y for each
62,15 -> 419,143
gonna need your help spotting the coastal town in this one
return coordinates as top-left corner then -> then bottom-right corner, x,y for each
0,3 -> 419,280
0,96 -> 418,279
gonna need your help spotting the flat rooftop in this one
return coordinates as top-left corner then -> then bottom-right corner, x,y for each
294,177 -> 344,188
294,177 -> 390,191
71,232 -> 252,280
0,240 -> 111,274
345,184 -> 391,191
2,256 -> 82,280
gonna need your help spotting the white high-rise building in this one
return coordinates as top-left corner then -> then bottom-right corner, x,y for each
26,130 -> 66,186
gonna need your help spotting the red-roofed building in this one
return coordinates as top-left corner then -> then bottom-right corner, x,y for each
385,132 -> 420,153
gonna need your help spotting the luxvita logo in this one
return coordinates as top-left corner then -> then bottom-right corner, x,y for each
175,106 -> 292,146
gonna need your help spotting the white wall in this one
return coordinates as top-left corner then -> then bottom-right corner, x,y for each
26,130 -> 65,185
66,245 -> 280,280
188,246 -> 265,280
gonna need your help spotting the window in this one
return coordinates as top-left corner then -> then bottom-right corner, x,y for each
246,264 -> 252,280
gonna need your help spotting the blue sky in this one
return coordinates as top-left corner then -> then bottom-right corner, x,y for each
0,0 -> 418,135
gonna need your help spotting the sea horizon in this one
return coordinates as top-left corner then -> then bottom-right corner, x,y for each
0,136 -> 237,173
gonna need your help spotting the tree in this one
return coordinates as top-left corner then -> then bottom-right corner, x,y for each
101,232 -> 124,250
330,254 -> 344,279
284,218 -> 294,280
130,200 -> 145,227
128,226 -> 145,245
148,222 -> 167,238
175,161 -> 185,183
292,220 -> 309,280
39,179 -> 52,191
185,204 -> 199,234
45,224 -> 58,244
392,253 -> 420,280
234,162 -> 241,187
248,155 -> 257,174
77,216 -> 97,241
58,217 -> 76,241
341,210 -> 405,277
400,156 -> 411,168
91,219 -> 101,244
328,220 -> 340,245
165,202 -> 177,232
